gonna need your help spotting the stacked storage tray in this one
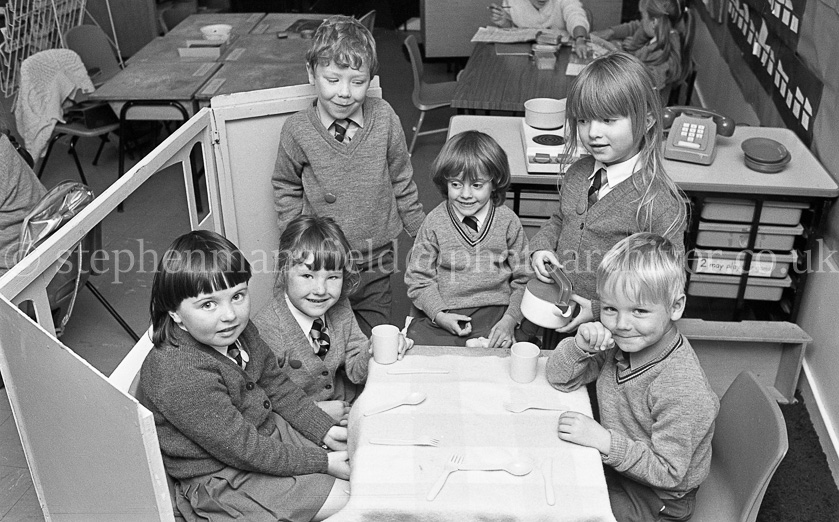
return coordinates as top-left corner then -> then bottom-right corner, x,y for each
689,198 -> 805,301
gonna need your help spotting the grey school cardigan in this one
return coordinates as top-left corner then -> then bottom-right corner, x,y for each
272,97 -> 426,258
253,295 -> 371,403
529,155 -> 686,304
405,201 -> 531,323
139,322 -> 336,480
547,331 -> 719,498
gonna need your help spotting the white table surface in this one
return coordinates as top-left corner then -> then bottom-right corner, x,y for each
334,347 -> 616,522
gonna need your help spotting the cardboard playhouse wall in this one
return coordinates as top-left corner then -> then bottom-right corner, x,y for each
0,79 -> 381,521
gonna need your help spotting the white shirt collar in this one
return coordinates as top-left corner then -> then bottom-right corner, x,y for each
284,293 -> 323,352
593,151 -> 641,197
451,201 -> 491,231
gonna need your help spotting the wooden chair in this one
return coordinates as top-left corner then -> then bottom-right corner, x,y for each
358,9 -> 376,33
403,34 -> 458,155
692,371 -> 789,522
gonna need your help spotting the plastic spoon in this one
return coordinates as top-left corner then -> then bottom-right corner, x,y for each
364,391 -> 427,416
503,400 -> 567,413
461,458 -> 533,476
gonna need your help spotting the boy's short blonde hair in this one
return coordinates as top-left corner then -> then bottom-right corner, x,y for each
306,15 -> 378,78
597,232 -> 685,308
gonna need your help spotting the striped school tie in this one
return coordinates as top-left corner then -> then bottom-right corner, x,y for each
310,318 -> 331,358
587,168 -> 606,209
333,120 -> 347,142
227,344 -> 244,369
462,215 -> 479,232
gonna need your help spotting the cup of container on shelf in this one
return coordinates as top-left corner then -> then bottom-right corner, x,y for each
200,24 -> 232,41
524,97 -> 566,130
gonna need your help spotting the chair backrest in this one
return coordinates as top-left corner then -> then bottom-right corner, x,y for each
404,35 -> 425,107
692,371 -> 788,522
161,3 -> 197,34
358,9 -> 376,32
64,24 -> 122,86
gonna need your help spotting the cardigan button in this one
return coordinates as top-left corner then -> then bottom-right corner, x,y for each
325,384 -> 333,390
324,193 -> 337,203
263,400 -> 271,409
321,370 -> 329,376
290,359 -> 302,369
579,222 -> 584,230
246,382 -> 255,390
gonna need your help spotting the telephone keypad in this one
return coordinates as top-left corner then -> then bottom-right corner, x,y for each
676,122 -> 706,149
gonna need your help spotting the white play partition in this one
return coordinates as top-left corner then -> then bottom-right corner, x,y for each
0,79 -> 381,521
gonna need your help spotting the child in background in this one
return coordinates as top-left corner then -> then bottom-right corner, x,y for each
140,230 -> 349,522
546,233 -> 718,521
405,131 -> 530,348
590,0 -> 685,92
528,51 -> 687,337
489,0 -> 591,58
254,215 -> 412,425
273,15 -> 425,337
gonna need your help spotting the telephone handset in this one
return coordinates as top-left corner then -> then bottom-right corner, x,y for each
663,106 -> 736,165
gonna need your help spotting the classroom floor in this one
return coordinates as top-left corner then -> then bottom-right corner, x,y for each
0,26 -> 454,520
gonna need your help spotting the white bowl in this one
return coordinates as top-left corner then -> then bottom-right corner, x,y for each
200,24 -> 232,41
524,98 -> 566,130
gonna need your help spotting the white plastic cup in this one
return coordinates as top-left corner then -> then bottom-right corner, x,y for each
371,324 -> 400,364
510,342 -> 540,383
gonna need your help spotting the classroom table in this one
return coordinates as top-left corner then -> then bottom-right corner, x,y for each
333,346 -> 616,522
249,12 -> 333,35
452,43 -> 573,113
219,34 -> 312,63
195,62 -> 309,104
164,12 -> 267,39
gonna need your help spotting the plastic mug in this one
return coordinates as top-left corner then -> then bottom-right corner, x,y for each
509,342 -> 540,383
371,324 -> 400,364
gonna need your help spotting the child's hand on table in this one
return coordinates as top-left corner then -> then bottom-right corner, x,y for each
487,314 -> 517,348
327,450 -> 351,480
324,425 -> 348,451
574,321 -> 614,353
397,332 -> 414,360
556,294 -> 594,333
531,250 -> 562,283
318,400 -> 351,426
435,311 -> 473,337
557,412 -> 611,455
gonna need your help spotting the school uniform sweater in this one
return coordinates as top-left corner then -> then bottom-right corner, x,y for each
140,322 -> 336,480
272,97 -> 426,259
529,155 -> 685,304
607,20 -> 683,89
253,295 -> 371,403
405,201 -> 530,323
547,331 -> 719,498
506,0 -> 590,33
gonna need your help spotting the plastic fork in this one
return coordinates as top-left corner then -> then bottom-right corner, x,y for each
369,436 -> 441,447
426,454 -> 464,501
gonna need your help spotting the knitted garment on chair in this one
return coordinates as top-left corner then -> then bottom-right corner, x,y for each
14,49 -> 95,160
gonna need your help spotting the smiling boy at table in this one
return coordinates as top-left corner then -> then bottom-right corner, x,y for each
546,233 -> 719,522
272,15 -> 425,337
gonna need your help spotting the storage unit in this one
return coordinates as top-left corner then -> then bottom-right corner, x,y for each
504,191 -> 555,218
691,249 -> 796,278
700,198 -> 809,225
696,221 -> 803,251
688,273 -> 792,301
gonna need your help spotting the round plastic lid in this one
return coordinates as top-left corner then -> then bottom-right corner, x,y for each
741,137 -> 790,164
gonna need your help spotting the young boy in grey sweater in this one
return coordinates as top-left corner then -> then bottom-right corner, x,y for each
272,16 -> 425,336
546,232 -> 718,521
